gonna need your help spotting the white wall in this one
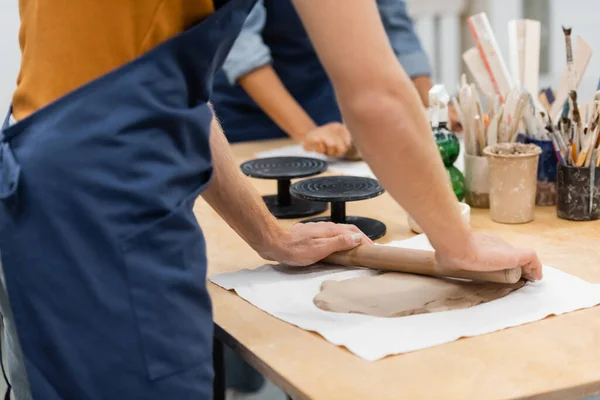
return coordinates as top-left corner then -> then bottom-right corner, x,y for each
483,0 -> 599,101
0,1 -> 20,114
548,0 -> 599,101
1,1 -> 598,111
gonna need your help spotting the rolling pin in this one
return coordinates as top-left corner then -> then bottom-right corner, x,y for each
323,245 -> 522,284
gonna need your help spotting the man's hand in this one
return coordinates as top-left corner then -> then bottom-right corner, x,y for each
303,122 -> 352,157
259,222 -> 372,266
435,232 -> 543,281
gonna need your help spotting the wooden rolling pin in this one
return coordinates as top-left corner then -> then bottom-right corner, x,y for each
323,245 -> 522,284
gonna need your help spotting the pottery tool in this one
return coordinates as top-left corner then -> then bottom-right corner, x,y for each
487,109 -> 502,147
463,47 -> 496,96
581,126 -> 599,167
240,157 -> 328,219
458,79 -> 478,155
590,150 -> 597,216
508,19 -> 541,96
324,245 -> 522,284
291,176 -> 386,240
563,27 -> 576,91
508,93 -> 530,142
570,91 -> 583,159
548,129 -> 566,165
539,92 -> 552,114
468,13 -> 513,102
473,88 -> 487,152
550,35 -> 593,121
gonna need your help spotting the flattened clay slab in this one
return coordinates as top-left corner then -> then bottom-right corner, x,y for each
314,272 -> 525,318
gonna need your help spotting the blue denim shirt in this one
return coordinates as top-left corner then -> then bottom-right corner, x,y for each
222,0 -> 431,84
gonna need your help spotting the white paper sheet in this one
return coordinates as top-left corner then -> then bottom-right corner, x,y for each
255,138 -> 466,177
256,145 -> 376,178
210,234 -> 600,361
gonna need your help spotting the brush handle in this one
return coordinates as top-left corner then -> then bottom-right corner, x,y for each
324,245 -> 522,284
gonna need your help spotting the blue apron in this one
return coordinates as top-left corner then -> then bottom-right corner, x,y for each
211,0 -> 342,143
0,0 -> 256,398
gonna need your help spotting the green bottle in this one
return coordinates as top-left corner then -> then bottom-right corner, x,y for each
429,85 -> 465,201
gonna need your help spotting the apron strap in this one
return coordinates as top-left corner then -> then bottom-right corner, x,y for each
0,108 -> 21,201
0,317 -> 12,400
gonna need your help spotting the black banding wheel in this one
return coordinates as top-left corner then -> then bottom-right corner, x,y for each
290,176 -> 387,240
240,157 -> 328,219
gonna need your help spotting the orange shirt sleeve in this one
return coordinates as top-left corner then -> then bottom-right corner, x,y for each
13,0 -> 216,120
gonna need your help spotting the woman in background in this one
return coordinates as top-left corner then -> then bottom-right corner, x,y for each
212,0 -> 440,158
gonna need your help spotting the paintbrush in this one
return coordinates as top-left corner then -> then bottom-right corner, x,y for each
547,128 -> 565,165
570,91 -> 584,160
563,26 -> 577,92
590,150 -> 597,217
559,100 -> 571,146
582,126 -> 599,167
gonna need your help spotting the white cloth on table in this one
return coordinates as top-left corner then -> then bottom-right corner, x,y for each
210,234 -> 600,361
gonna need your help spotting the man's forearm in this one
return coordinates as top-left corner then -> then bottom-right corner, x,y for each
238,65 -> 316,141
292,0 -> 471,257
202,117 -> 284,255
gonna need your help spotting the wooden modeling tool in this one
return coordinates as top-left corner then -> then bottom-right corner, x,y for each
508,19 -> 541,96
539,92 -> 552,114
590,150 -> 597,215
487,109 -> 502,147
459,80 -> 478,155
509,92 -> 530,142
550,36 -> 593,121
508,20 -> 526,87
463,47 -> 496,96
468,13 -> 514,102
324,245 -> 522,284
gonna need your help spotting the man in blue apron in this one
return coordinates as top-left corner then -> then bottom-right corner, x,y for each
211,0 -> 459,156
1,0 -> 542,399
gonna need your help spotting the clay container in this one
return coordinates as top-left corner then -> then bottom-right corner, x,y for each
556,164 -> 600,221
529,137 -> 558,206
483,143 -> 541,224
464,154 -> 489,208
516,135 -> 558,206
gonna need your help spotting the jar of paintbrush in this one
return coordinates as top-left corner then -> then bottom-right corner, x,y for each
548,90 -> 600,220
557,163 -> 600,221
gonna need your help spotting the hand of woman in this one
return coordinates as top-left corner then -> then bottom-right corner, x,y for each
303,122 -> 352,157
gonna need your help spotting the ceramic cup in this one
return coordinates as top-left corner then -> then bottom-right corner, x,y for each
484,143 -> 541,224
464,154 -> 490,208
407,202 -> 471,234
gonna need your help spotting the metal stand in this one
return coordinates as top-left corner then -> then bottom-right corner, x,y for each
290,176 -> 387,240
241,157 -> 328,219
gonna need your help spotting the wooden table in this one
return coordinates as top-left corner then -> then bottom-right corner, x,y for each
197,139 -> 600,400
